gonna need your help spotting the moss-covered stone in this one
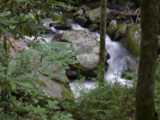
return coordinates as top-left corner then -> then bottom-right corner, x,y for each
86,7 -> 108,23
61,84 -> 74,99
30,63 -> 73,99
107,20 -> 117,37
124,24 -> 141,56
114,23 -> 127,39
34,73 -> 73,99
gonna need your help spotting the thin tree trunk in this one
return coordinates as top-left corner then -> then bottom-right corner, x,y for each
136,0 -> 159,120
98,0 -> 107,86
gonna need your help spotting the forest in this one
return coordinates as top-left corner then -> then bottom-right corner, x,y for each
0,0 -> 160,120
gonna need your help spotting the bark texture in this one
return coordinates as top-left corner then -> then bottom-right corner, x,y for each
136,0 -> 159,120
98,0 -> 107,86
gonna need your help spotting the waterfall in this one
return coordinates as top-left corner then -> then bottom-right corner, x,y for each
69,24 -> 136,97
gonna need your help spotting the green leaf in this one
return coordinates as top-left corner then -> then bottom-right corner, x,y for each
10,80 -> 17,90
16,79 -> 34,89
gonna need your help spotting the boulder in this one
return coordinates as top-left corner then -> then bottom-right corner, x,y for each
62,30 -> 99,70
123,24 -> 141,56
61,30 -> 100,78
32,64 -> 73,99
107,20 -> 117,38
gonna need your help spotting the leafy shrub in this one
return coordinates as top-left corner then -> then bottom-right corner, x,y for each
0,41 -> 77,120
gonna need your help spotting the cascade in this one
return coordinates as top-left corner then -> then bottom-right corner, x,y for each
69,24 -> 136,97
26,22 -> 136,98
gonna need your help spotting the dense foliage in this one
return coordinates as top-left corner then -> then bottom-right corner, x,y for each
0,0 -> 159,120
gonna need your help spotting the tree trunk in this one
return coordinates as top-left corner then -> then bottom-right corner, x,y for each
98,0 -> 107,86
136,0 -> 159,120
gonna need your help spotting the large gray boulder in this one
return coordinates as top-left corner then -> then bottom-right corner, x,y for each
62,30 -> 99,69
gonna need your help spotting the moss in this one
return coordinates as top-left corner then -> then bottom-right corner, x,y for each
116,23 -> 127,35
61,84 -> 74,99
107,20 -> 117,36
124,24 -> 141,56
90,24 -> 98,29
86,7 -> 101,23
36,79 -> 47,87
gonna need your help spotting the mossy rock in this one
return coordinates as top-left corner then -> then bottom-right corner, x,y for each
34,74 -> 73,99
31,63 -> 73,99
114,23 -> 127,40
86,7 -> 108,23
107,20 -> 117,37
42,71 -> 69,84
124,24 -> 141,56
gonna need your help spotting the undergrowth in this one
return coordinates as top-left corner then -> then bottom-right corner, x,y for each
65,83 -> 136,120
0,42 -> 77,120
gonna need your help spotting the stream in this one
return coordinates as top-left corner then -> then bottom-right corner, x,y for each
26,22 -> 137,98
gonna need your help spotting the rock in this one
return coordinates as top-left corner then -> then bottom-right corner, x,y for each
34,74 -> 73,99
85,7 -> 110,23
32,64 -> 73,99
76,53 -> 99,68
107,20 -> 117,38
85,7 -> 101,23
62,30 -> 99,74
23,49 -> 73,99
74,7 -> 110,26
123,24 -> 141,56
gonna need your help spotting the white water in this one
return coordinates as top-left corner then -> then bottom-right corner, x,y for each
69,81 -> 97,98
25,22 -> 136,98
